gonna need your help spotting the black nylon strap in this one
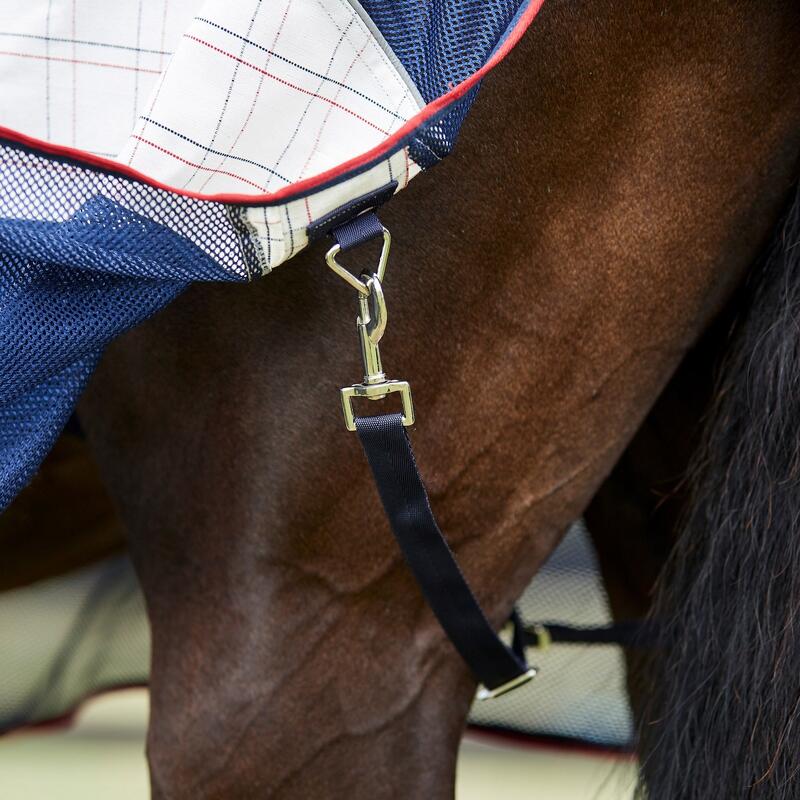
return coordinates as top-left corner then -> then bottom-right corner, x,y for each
355,412 -> 531,691
522,620 -> 659,649
305,181 -> 397,243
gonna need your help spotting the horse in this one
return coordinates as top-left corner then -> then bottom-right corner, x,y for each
9,0 -> 799,796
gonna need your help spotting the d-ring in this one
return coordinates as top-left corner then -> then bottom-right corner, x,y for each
325,227 -> 391,295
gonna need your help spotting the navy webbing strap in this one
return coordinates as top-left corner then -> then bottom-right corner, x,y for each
522,620 -> 659,649
355,413 -> 535,697
331,211 -> 385,252
306,181 -> 397,243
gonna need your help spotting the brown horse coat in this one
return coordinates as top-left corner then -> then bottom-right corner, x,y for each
10,1 -> 797,796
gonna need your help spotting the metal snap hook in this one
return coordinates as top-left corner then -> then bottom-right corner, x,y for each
360,273 -> 387,345
326,224 -> 414,431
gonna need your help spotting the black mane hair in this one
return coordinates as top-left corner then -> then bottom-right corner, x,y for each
637,185 -> 800,799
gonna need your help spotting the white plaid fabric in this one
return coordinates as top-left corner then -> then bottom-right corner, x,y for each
0,0 -> 424,271
0,0 -> 199,158
239,147 -> 421,271
120,0 -> 422,195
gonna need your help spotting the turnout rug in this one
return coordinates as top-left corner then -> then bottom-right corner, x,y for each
0,0 -> 545,507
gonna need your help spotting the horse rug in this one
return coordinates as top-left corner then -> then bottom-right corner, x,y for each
0,0 -> 642,754
0,0 -> 544,508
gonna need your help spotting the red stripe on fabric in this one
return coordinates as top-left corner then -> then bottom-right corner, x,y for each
0,0 -> 546,204
296,36 -> 370,181
464,727 -> 637,760
192,0 -> 292,195
130,135 -> 266,190
184,35 -> 391,136
0,49 -> 161,74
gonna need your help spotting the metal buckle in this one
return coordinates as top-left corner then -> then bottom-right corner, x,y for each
326,227 -> 414,431
475,667 -> 538,701
341,380 -> 414,432
532,623 -> 552,652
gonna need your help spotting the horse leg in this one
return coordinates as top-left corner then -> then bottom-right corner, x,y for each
79,1 -> 800,797
584,309 -> 737,729
0,429 -> 125,591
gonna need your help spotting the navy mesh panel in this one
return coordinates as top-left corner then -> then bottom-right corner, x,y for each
0,2 -> 533,510
408,88 -> 479,168
0,143 -> 253,510
361,0 -> 527,164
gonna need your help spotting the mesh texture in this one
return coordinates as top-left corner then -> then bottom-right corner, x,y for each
0,143 -> 257,510
468,523 -> 634,749
362,0 -> 528,165
0,555 -> 149,732
361,0 -> 524,101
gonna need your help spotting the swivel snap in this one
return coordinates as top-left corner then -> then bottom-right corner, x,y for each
359,272 -> 387,347
325,225 -> 414,432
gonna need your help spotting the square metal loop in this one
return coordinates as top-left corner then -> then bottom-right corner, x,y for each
340,380 -> 414,431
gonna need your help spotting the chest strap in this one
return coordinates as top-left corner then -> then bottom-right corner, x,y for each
321,210 -> 536,698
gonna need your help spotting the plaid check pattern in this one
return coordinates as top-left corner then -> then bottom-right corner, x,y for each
0,0 -> 543,513
0,0 -> 423,270
0,0 -> 198,157
120,2 -> 422,193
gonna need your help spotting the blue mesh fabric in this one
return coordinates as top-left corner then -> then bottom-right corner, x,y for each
0,2 -> 533,510
407,88 -> 479,169
361,0 -> 530,165
0,144 -> 251,510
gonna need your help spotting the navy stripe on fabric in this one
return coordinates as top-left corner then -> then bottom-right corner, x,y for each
194,17 -> 410,122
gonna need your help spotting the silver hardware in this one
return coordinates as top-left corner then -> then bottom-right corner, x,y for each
326,227 -> 391,296
357,274 -> 387,384
476,667 -> 538,701
326,227 -> 414,431
341,380 -> 415,432
532,623 -> 552,652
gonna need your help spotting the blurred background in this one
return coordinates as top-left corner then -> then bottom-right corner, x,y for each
0,688 -> 636,799
0,518 -> 639,798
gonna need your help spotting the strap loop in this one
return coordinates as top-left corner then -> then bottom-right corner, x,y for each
326,216 -> 391,296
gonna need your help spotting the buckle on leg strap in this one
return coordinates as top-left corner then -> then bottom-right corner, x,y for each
326,219 -> 413,431
476,668 -> 538,701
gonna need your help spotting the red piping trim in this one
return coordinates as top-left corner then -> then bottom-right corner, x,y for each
465,726 -> 637,761
0,683 -> 147,739
0,0 -> 545,205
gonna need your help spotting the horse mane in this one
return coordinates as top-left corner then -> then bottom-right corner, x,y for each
636,183 -> 800,799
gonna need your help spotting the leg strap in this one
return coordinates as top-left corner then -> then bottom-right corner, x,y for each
355,412 -> 536,698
